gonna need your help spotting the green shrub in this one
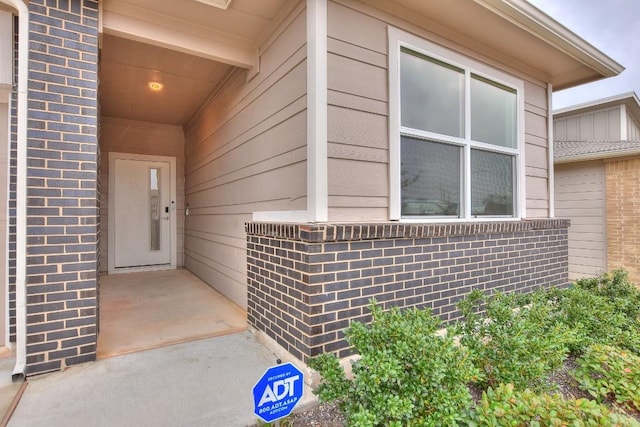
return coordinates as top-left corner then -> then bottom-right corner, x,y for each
456,290 -> 573,391
466,383 -> 640,427
309,302 -> 478,427
545,269 -> 640,354
571,344 -> 640,413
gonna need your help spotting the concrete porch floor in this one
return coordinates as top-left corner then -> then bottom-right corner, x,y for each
97,268 -> 248,359
3,269 -> 317,426
8,331 -> 313,427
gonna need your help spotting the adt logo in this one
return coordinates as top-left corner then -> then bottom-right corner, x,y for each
253,362 -> 304,423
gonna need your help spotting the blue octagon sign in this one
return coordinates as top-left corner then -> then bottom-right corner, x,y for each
253,362 -> 304,423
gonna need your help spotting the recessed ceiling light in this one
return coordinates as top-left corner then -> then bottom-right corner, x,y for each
193,0 -> 232,10
148,82 -> 163,91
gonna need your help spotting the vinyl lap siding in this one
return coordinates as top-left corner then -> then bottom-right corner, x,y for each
524,82 -> 551,218
554,161 -> 606,279
183,8 -> 307,307
627,111 -> 640,141
327,1 -> 389,221
327,1 -> 551,221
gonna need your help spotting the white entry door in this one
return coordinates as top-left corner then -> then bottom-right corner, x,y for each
113,158 -> 172,268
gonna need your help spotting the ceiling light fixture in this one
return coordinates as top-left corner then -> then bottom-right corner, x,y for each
148,82 -> 164,91
193,0 -> 232,10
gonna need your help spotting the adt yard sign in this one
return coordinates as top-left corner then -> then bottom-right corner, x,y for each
253,362 -> 304,423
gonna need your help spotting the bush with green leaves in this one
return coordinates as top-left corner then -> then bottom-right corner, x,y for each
571,344 -> 640,414
545,269 -> 640,354
466,382 -> 640,427
309,302 -> 478,427
456,290 -> 574,391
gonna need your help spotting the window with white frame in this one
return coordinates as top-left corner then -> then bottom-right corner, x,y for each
389,28 -> 523,220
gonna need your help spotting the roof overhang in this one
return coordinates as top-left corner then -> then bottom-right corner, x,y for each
101,0 -> 297,70
370,0 -> 624,91
476,0 -> 624,90
101,0 -> 624,91
555,148 -> 640,164
554,140 -> 640,164
554,92 -> 640,121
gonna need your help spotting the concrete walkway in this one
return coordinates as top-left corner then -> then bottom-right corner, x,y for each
7,332 -> 314,427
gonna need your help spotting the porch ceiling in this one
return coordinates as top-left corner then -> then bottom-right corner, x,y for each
99,34 -> 233,125
100,0 -> 293,126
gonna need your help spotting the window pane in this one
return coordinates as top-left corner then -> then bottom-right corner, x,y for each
149,168 -> 161,251
401,136 -> 460,217
400,48 -> 464,137
471,74 -> 517,148
471,149 -> 514,216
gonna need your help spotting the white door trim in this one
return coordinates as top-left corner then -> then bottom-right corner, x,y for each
108,152 -> 177,274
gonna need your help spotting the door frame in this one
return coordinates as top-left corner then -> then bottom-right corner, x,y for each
108,152 -> 177,274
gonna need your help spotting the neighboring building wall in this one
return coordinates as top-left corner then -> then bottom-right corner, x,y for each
99,117 -> 186,271
325,1 -> 552,221
606,157 -> 640,284
25,0 -> 100,375
627,112 -> 640,141
183,5 -> 307,308
554,107 -> 622,142
247,220 -> 569,361
555,161 -> 606,279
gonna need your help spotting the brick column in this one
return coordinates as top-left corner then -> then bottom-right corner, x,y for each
25,0 -> 99,375
8,16 -> 18,343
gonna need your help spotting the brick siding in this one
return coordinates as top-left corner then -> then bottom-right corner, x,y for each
8,16 -> 18,342
246,220 -> 569,362
606,158 -> 640,284
24,0 -> 100,375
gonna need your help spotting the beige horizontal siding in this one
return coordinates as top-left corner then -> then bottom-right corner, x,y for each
554,161 -> 606,280
183,7 -> 307,308
326,0 -> 551,221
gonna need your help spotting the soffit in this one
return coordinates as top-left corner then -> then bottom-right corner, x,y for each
102,0 -> 293,67
100,0 -> 293,126
100,34 -> 233,125
366,0 -> 623,91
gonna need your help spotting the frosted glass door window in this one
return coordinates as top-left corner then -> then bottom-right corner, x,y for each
149,168 -> 161,251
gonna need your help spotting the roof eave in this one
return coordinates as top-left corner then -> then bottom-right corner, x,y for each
476,0 -> 624,89
555,148 -> 640,164
554,91 -> 640,116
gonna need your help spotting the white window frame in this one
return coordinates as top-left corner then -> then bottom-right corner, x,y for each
388,27 -> 526,222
